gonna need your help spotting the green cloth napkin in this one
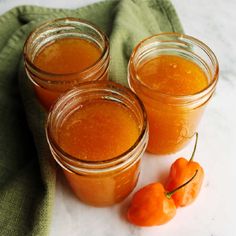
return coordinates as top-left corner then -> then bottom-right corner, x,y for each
0,0 -> 183,235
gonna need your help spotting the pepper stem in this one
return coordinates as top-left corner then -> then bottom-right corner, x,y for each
189,132 -> 198,162
166,170 -> 198,199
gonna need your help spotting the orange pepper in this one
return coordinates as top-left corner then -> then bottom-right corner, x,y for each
165,133 -> 204,207
127,171 -> 198,226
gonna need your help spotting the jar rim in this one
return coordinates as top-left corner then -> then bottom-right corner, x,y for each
23,17 -> 109,82
128,32 -> 219,102
46,81 -> 148,173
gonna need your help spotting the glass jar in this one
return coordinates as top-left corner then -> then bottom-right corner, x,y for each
46,81 -> 148,206
128,33 -> 219,154
24,18 -> 110,110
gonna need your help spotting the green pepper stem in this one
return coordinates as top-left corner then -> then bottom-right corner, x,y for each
166,170 -> 198,199
189,132 -> 198,162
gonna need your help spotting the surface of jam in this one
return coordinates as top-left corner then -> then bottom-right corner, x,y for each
34,38 -> 101,75
137,55 -> 208,95
58,100 -> 140,161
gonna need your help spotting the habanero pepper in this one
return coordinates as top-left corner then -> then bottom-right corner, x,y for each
165,132 -> 204,207
127,170 -> 198,227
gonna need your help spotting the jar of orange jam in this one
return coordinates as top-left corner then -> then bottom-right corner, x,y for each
128,33 -> 219,154
24,18 -> 109,110
46,82 -> 148,206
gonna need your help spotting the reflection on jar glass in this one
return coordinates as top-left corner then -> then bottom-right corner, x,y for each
46,81 -> 148,206
24,18 -> 110,110
128,33 -> 219,154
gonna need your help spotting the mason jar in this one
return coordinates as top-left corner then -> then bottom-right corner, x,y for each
46,81 -> 148,206
24,18 -> 109,110
128,33 -> 219,154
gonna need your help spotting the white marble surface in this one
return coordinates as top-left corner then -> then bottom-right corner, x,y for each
1,0 -> 236,235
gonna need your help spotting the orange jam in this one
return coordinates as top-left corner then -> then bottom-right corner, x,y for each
135,55 -> 208,154
58,100 -> 140,161
34,38 -> 101,74
33,38 -> 101,109
24,18 -> 109,110
59,100 -> 140,205
46,82 -> 148,206
137,55 -> 208,154
138,55 -> 208,96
